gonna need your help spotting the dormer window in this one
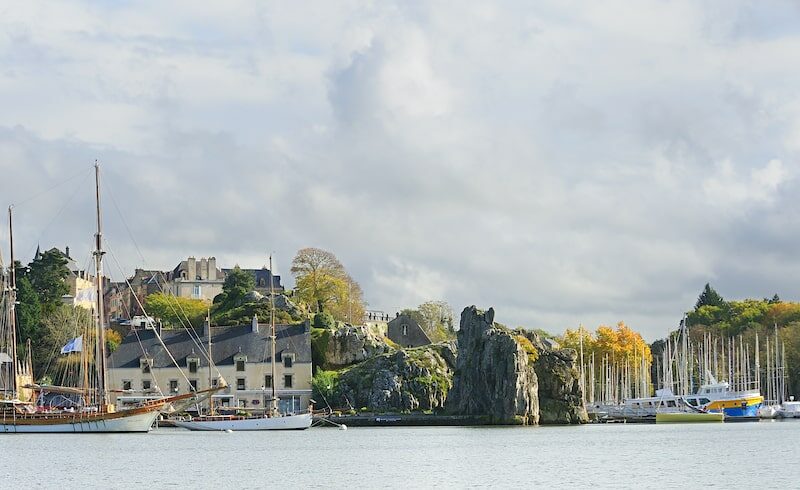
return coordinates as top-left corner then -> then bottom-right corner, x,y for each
187,355 -> 200,374
234,354 -> 247,372
283,353 -> 294,369
140,357 -> 153,374
402,324 -> 408,336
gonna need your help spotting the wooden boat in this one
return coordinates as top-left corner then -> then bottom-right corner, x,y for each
655,411 -> 724,423
0,163 -> 219,433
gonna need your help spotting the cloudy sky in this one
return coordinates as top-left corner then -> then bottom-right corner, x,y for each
2,1 -> 799,340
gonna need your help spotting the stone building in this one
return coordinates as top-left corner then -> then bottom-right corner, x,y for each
166,256 -> 224,301
106,318 -> 312,414
104,269 -> 168,321
363,310 -> 391,336
387,312 -> 432,348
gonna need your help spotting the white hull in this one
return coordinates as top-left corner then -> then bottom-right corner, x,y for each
173,412 -> 312,431
0,410 -> 160,433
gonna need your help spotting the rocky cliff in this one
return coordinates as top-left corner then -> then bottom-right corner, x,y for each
312,324 -> 392,370
523,332 -> 588,424
330,343 -> 455,412
446,306 -> 540,425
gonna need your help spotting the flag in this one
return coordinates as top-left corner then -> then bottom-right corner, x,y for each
60,336 -> 83,354
75,287 -> 96,303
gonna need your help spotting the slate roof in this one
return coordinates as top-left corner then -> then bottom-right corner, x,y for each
107,323 -> 311,369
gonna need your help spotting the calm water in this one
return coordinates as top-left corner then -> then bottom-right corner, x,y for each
1,421 -> 798,488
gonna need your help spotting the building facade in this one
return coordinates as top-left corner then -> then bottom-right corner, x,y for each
107,319 -> 312,414
387,313 -> 432,348
167,257 -> 224,302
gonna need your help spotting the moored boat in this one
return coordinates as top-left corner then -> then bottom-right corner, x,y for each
655,411 -> 724,423
173,411 -> 312,431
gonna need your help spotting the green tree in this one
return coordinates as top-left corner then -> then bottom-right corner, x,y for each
695,283 -> 725,309
213,266 -> 255,310
27,249 -> 70,313
13,272 -> 42,353
145,292 -> 209,328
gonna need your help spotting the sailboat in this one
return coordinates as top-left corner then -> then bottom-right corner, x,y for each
173,256 -> 312,431
0,163 -> 215,432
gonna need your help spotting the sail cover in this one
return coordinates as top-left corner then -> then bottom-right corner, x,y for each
60,336 -> 83,354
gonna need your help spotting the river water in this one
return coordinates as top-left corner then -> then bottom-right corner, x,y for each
1,421 -> 797,488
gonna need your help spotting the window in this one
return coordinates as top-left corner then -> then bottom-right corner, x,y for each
169,380 -> 179,393
192,285 -> 201,298
235,354 -> 247,372
122,380 -> 132,391
142,380 -> 151,391
265,375 -> 273,388
140,358 -> 152,374
211,378 -> 218,387
402,324 -> 408,336
284,375 -> 293,388
188,358 -> 199,373
237,378 -> 246,390
189,379 -> 198,392
284,355 -> 293,369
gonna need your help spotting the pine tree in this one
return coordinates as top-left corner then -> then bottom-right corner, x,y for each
695,283 -> 725,309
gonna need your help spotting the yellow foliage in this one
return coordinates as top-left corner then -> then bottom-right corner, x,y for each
560,322 -> 651,365
515,335 -> 539,362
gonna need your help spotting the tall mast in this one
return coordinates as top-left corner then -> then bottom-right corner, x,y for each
207,308 -> 214,415
269,254 -> 277,416
7,206 -> 18,397
93,162 -> 109,406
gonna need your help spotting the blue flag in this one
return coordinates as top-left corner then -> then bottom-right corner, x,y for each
60,336 -> 83,354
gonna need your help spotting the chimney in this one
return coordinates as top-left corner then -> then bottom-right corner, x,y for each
199,258 -> 208,280
252,314 -> 259,333
208,257 -> 217,280
65,245 -> 70,258
187,257 -> 197,280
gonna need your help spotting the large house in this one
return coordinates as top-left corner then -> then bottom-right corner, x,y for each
106,318 -> 312,414
166,256 -> 224,301
387,312 -> 432,348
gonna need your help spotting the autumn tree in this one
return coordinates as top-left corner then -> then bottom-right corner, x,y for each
291,247 -> 365,323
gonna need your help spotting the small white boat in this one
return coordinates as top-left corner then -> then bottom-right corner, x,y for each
757,405 -> 779,419
778,398 -> 800,419
173,412 -> 312,431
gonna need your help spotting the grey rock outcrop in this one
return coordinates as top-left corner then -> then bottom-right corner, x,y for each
446,306 -> 539,425
533,346 -> 589,424
333,345 -> 455,411
322,324 -> 392,369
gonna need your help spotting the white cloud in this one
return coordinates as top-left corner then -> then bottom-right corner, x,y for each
2,1 -> 800,340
